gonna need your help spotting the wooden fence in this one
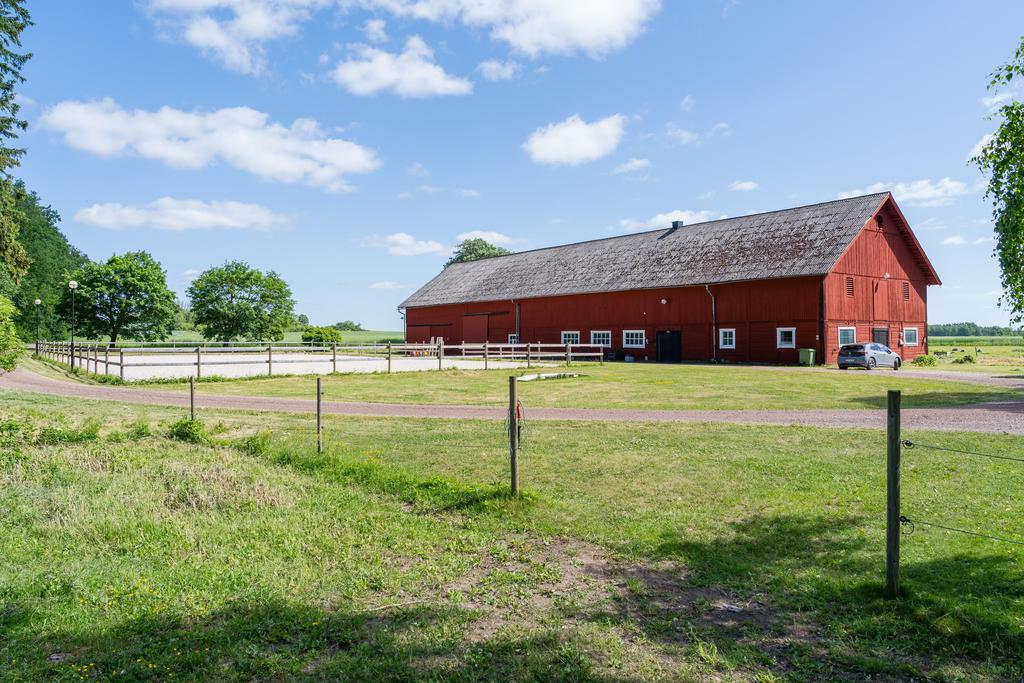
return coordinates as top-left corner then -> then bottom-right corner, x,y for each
35,340 -> 604,379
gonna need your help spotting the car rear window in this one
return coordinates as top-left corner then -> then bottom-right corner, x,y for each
840,345 -> 864,352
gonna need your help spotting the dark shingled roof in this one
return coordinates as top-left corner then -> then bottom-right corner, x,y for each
401,193 -> 908,308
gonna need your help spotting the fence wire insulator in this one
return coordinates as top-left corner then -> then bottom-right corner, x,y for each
899,515 -> 915,535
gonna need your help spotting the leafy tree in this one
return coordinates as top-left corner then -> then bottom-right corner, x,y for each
60,252 -> 176,343
296,313 -> 309,326
973,36 -> 1024,323
301,325 -> 342,344
188,261 -> 295,342
0,1 -> 31,282
172,298 -> 195,331
0,293 -> 20,370
333,320 -> 364,331
443,238 -> 511,268
0,187 -> 88,340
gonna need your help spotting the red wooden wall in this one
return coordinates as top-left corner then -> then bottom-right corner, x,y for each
824,200 -> 931,363
404,197 -> 937,366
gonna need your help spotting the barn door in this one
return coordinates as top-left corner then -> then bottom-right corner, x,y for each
462,314 -> 488,342
872,279 -> 888,322
656,330 -> 681,363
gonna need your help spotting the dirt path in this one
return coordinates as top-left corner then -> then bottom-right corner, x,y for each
2,367 -> 1022,434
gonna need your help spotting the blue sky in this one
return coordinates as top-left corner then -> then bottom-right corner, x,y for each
17,1 -> 1023,329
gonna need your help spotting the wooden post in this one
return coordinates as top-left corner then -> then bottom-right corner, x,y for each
484,342 -> 489,370
93,345 -> 99,374
316,376 -> 323,454
119,349 -> 125,381
332,342 -> 337,373
267,345 -> 273,376
190,376 -> 196,421
438,341 -> 443,370
196,347 -> 202,378
886,390 -> 901,599
387,341 -> 392,373
104,347 -> 109,375
508,375 -> 519,495
565,343 -> 571,366
526,343 -> 531,369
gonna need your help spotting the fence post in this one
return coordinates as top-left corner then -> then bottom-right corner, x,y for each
93,345 -> 98,374
565,343 -> 571,366
267,345 -> 273,376
508,375 -> 519,495
196,347 -> 202,379
332,342 -> 337,374
316,376 -> 323,454
484,342 -> 489,370
438,341 -> 443,370
104,347 -> 109,375
386,341 -> 392,374
119,349 -> 125,381
190,376 -> 195,421
886,389 -> 901,599
526,343 -> 531,369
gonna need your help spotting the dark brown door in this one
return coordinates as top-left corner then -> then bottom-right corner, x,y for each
872,328 -> 889,346
656,330 -> 681,363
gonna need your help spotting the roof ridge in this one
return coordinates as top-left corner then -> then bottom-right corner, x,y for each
446,192 -> 892,267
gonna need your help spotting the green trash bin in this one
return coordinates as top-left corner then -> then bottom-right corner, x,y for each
799,348 -> 815,366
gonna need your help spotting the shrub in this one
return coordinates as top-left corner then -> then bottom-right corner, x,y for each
953,354 -> 976,364
129,419 -> 152,439
240,430 -> 273,457
302,326 -> 342,344
0,295 -> 22,371
37,418 -> 102,445
911,354 -> 938,367
167,417 -> 209,444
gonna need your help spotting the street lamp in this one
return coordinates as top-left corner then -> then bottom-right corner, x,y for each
33,298 -> 41,355
68,280 -> 78,369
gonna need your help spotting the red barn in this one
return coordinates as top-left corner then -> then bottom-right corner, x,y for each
399,193 -> 940,365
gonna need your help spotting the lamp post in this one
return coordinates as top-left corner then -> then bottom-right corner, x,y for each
33,298 -> 41,355
68,280 -> 78,369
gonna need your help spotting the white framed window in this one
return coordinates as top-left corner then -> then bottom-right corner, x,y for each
776,327 -> 796,349
719,328 -> 736,350
623,330 -> 646,348
508,334 -> 519,344
838,327 -> 857,346
903,327 -> 919,346
561,331 -> 580,345
590,330 -> 611,347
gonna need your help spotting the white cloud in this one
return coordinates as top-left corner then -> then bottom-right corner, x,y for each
456,230 -> 514,245
941,235 -> 966,246
182,268 -> 201,281
40,98 -> 380,193
837,177 -> 979,208
362,17 -> 388,42
458,188 -> 480,197
967,133 -> 992,161
980,86 -> 1018,112
618,209 -> 722,233
406,161 -> 429,176
613,157 -> 650,174
523,113 -> 625,166
478,59 -> 522,81
369,280 -> 410,289
147,0 -> 327,75
679,95 -> 694,112
147,0 -> 660,73
417,184 -> 442,193
666,121 -> 730,146
331,35 -> 472,97
350,0 -> 662,58
974,235 -> 995,245
729,180 -> 758,192
360,232 -> 450,256
75,197 -> 289,231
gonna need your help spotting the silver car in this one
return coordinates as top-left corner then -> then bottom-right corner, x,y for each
838,343 -> 902,370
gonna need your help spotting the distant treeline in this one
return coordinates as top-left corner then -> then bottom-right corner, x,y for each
928,323 -> 1023,336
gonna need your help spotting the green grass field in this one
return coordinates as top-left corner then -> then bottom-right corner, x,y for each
924,338 -> 1024,373
2,388 -> 1022,680
124,361 -> 1021,410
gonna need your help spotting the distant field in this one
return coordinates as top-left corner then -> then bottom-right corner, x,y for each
929,335 -> 1023,346
128,361 -> 1020,410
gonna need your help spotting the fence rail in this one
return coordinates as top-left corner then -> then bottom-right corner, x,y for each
35,340 -> 604,379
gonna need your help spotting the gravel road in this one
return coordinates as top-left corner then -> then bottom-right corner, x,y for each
3,367 -> 1021,434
